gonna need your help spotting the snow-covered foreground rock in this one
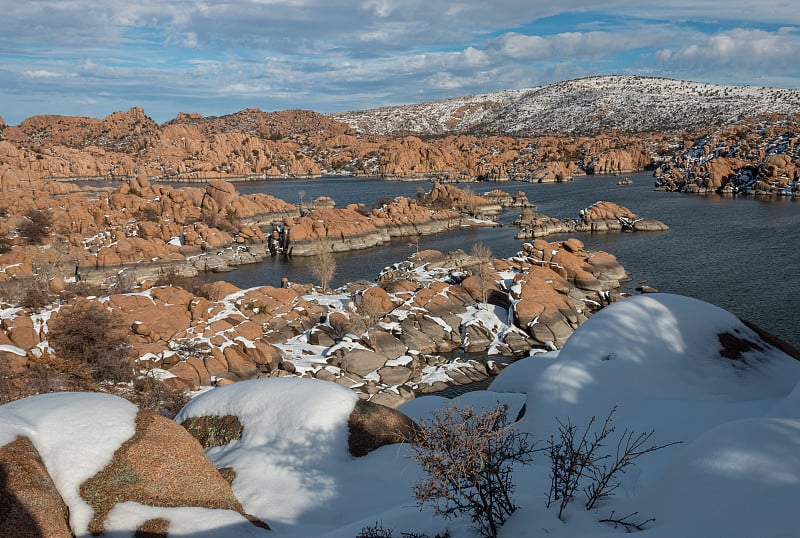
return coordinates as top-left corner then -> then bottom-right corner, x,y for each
2,293 -> 799,537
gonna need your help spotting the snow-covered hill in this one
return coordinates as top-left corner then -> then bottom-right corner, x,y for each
331,76 -> 800,136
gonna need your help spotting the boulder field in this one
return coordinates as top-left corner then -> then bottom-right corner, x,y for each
0,240 -> 628,409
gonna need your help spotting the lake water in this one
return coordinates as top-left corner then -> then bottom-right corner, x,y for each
200,172 -> 800,348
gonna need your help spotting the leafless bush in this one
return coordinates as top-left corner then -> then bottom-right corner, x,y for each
357,521 -> 450,538
129,372 -> 189,418
19,281 -> 52,311
327,313 -> 359,341
62,280 -> 107,299
546,406 -> 680,521
0,355 -> 95,404
408,402 -> 535,538
134,204 -> 160,222
356,294 -> 385,330
200,208 -> 239,233
18,208 -> 52,245
105,271 -> 137,294
48,301 -> 134,383
191,281 -> 217,300
170,339 -> 212,360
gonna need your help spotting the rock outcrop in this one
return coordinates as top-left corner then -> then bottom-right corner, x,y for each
515,200 -> 669,239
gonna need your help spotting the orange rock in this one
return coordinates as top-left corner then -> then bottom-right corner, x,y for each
168,361 -> 202,390
361,287 -> 394,316
200,281 -> 242,301
223,344 -> 259,379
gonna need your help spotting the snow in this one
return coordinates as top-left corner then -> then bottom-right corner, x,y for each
0,392 -> 138,535
332,76 -> 800,137
0,343 -> 26,356
3,293 -> 800,537
458,303 -> 527,355
104,503 -> 268,537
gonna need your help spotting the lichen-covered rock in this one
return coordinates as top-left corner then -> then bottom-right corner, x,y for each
80,408 -> 265,534
0,436 -> 71,538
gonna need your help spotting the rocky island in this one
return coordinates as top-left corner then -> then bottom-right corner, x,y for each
514,200 -> 669,239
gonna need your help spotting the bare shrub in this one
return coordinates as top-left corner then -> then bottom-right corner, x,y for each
357,521 -> 450,538
309,238 -> 336,292
19,281 -> 52,311
1,355 -> 95,404
545,406 -> 681,521
191,281 -> 217,300
18,208 -> 52,245
170,339 -> 212,360
129,372 -> 189,418
408,402 -> 535,538
134,204 -> 160,222
327,312 -> 361,341
62,280 -> 107,299
200,208 -> 239,233
48,301 -> 134,383
356,294 -> 386,330
105,271 -> 137,294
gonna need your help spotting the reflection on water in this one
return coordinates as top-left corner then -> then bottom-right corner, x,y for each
195,172 -> 800,348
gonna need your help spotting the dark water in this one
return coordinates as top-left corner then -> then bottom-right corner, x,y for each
202,173 -> 800,348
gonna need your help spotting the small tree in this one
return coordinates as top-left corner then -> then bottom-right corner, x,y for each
48,301 -> 134,383
308,238 -> 336,292
408,402 -> 535,538
470,242 -> 494,306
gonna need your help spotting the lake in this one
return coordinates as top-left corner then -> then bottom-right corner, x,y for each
197,172 -> 800,348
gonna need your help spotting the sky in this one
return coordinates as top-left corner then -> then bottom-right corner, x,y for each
1,1 -> 800,125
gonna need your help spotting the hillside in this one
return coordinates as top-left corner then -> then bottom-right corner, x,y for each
331,75 -> 800,136
0,76 -> 798,190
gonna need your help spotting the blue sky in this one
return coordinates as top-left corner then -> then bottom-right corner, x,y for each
1,1 -> 799,125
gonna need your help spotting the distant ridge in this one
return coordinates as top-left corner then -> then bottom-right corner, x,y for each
331,75 -> 800,137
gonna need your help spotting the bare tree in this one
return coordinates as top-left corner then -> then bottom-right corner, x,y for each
308,238 -> 336,292
470,242 -> 494,306
408,233 -> 422,255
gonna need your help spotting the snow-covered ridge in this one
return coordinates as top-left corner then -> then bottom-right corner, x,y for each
331,76 -> 800,136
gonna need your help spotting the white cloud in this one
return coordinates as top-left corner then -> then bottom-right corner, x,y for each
23,70 -> 65,79
654,28 -> 799,70
2,1 -> 800,124
183,32 -> 200,50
